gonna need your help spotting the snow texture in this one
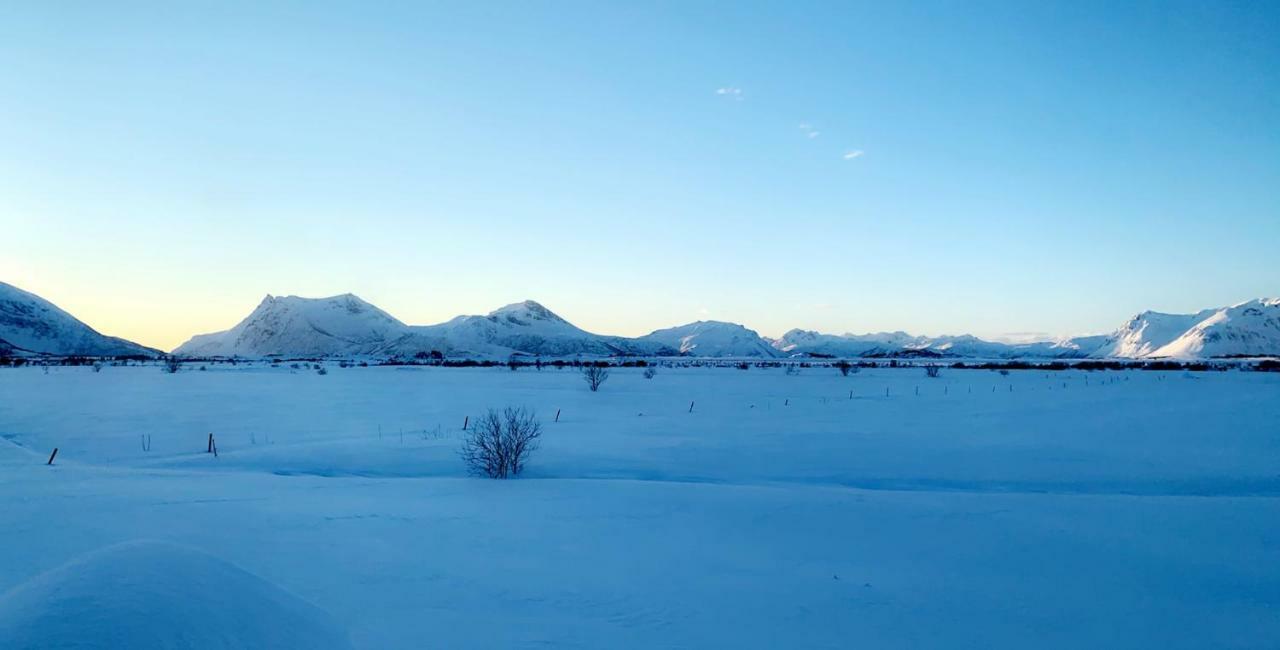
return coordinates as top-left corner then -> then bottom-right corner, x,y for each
0,364 -> 1277,648
0,540 -> 353,650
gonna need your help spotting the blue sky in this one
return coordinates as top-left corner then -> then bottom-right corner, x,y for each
2,1 -> 1277,350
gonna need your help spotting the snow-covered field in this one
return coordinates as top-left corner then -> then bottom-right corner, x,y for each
2,364 -> 1278,648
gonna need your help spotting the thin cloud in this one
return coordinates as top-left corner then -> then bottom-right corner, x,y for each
715,87 -> 743,100
842,150 -> 864,160
799,123 -> 820,139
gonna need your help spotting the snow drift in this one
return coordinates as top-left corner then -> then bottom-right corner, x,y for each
0,540 -> 353,650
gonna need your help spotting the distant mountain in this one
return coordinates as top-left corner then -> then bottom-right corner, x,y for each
175,297 -> 676,359
174,294 -> 408,357
640,321 -> 779,358
1126,299 -> 1280,358
168,291 -> 1280,360
1087,309 -> 1217,358
0,282 -> 158,357
771,300 -> 1280,360
390,301 -> 676,359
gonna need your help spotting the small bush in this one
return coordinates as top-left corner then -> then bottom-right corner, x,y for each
163,358 -> 181,374
460,407 -> 542,478
643,367 -> 657,379
924,365 -> 941,378
583,365 -> 610,391
317,366 -> 328,375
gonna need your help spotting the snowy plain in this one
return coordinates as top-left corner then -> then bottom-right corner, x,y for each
1,363 -> 1278,648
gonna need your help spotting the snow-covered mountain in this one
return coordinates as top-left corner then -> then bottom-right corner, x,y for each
771,300 -> 1280,360
174,294 -> 409,357
175,297 -> 676,358
168,292 -> 1280,360
1136,299 -> 1280,358
390,301 -> 676,359
0,282 -> 158,357
640,321 -> 779,358
1087,309 -> 1217,358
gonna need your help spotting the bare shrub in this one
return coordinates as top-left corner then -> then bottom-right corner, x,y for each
460,407 -> 542,478
582,365 -> 610,392
998,369 -> 1010,376
163,358 -> 181,374
835,360 -> 852,376
643,366 -> 657,379
784,364 -> 800,376
924,364 -> 941,378
317,366 -> 328,376
92,362 -> 104,373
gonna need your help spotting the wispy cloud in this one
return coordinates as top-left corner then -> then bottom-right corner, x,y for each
799,123 -> 820,139
842,150 -> 864,160
715,87 -> 743,100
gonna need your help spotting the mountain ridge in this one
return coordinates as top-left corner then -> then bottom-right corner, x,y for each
3,281 -> 1276,360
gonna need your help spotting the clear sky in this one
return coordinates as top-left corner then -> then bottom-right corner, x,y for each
2,1 -> 1277,351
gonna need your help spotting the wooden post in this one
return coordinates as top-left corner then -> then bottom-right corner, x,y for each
211,437 -> 218,458
688,401 -> 694,413
47,448 -> 58,465
463,416 -> 469,430
207,433 -> 213,453
554,409 -> 560,423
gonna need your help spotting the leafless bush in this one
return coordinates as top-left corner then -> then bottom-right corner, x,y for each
784,364 -> 800,376
163,358 -> 181,374
835,360 -> 852,376
643,366 -> 657,379
924,365 -> 941,378
317,366 -> 328,375
459,407 -> 542,478
582,365 -> 609,392
92,362 -> 103,373
998,369 -> 1010,376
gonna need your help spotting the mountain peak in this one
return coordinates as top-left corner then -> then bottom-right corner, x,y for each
488,300 -> 567,325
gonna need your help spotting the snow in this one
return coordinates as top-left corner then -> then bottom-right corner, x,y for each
0,540 -> 353,650
1,363 -> 1277,648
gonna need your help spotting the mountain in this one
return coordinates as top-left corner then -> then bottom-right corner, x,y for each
772,300 -> 1280,360
1146,299 -> 1280,358
174,294 -> 408,357
771,329 -> 896,358
0,282 -> 158,357
1087,309 -> 1216,358
169,292 -> 1280,360
175,297 -> 676,359
392,301 -> 676,358
639,321 -> 779,358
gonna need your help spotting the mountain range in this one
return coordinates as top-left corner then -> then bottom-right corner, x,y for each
3,281 -> 1277,360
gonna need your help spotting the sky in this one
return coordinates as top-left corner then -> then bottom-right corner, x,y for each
2,1 -> 1277,351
